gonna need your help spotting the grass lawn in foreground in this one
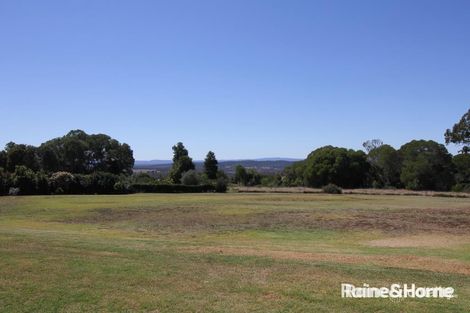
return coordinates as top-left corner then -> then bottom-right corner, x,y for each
0,193 -> 469,312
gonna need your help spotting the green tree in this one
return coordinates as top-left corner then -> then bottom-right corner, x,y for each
38,145 -> 59,172
38,130 -> 134,174
367,144 -> 402,187
445,108 -> 470,153
0,150 -> 6,169
0,168 -> 10,195
5,142 -> 39,172
49,171 -> 76,194
35,171 -> 50,194
234,165 -> 248,185
172,142 -> 189,162
399,140 -> 454,190
246,169 -> 261,186
452,153 -> 470,191
169,142 -> 195,183
303,146 -> 369,188
282,161 -> 307,186
204,151 -> 218,179
181,169 -> 200,185
11,165 -> 37,195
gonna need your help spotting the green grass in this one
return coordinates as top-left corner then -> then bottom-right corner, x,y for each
0,193 -> 469,312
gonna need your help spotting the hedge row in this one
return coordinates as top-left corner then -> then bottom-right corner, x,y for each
130,183 -> 216,193
0,167 -> 223,195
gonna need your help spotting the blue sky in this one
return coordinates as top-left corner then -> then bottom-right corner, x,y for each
0,0 -> 469,160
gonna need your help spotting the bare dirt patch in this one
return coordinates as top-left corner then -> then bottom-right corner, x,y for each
182,246 -> 470,275
366,234 -> 470,248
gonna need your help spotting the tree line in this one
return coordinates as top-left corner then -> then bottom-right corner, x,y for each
0,108 -> 469,195
0,131 -> 228,195
244,108 -> 470,192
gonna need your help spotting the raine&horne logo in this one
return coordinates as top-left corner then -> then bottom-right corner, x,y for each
341,283 -> 455,299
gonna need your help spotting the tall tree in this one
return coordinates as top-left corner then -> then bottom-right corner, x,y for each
38,130 -> 134,174
399,140 -> 454,190
172,142 -> 189,162
4,142 -> 39,172
367,144 -> 402,187
204,151 -> 218,179
0,150 -> 6,169
234,165 -> 248,185
169,142 -> 195,183
452,153 -> 470,190
445,108 -> 470,154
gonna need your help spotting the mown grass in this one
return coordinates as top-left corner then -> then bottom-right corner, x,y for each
0,193 -> 469,312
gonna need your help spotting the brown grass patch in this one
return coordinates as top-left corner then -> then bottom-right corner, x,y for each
62,206 -> 470,234
182,246 -> 470,275
366,234 -> 470,248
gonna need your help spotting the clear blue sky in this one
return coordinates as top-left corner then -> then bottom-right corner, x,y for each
1,0 -> 469,160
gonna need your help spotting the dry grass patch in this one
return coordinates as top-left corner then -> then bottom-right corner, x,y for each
60,205 -> 470,235
182,246 -> 470,275
366,234 -> 470,248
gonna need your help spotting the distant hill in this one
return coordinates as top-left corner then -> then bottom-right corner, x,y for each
133,158 -> 300,176
134,160 -> 172,166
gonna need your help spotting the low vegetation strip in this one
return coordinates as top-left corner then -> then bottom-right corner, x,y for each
235,186 -> 470,198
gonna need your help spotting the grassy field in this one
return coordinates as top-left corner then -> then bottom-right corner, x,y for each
0,193 -> 469,312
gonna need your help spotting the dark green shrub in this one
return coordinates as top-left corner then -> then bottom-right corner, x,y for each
453,154 -> 470,188
113,181 -> 130,194
181,170 -> 200,185
74,174 -> 92,193
89,172 -> 120,194
452,183 -> 470,193
12,166 -> 37,195
131,172 -> 158,184
0,168 -> 10,195
35,171 -> 50,194
215,177 -> 228,193
322,183 -> 342,194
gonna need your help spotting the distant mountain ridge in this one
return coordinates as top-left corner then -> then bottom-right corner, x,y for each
133,158 -> 301,175
134,160 -> 173,166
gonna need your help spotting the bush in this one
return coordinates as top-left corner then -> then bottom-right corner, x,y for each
452,183 -> 470,193
0,168 -> 10,195
8,187 -> 20,196
113,181 -> 130,194
181,170 -> 200,185
215,177 -> 228,193
50,171 -> 76,194
131,172 -> 158,185
35,171 -> 50,194
12,165 -> 37,195
88,172 -> 121,194
74,174 -> 92,193
322,183 -> 342,194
